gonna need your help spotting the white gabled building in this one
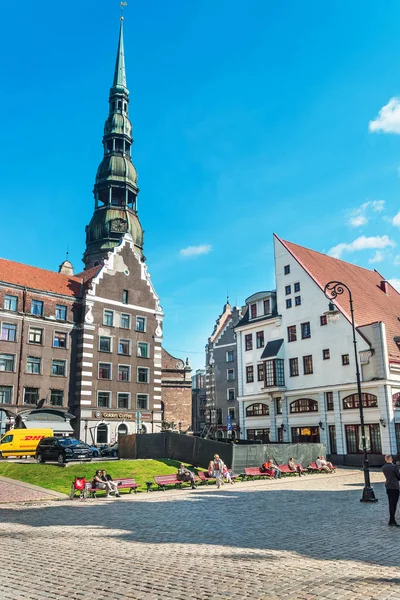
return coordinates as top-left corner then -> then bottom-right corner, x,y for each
237,234 -> 400,464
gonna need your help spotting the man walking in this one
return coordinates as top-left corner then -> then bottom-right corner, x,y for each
382,455 -> 400,527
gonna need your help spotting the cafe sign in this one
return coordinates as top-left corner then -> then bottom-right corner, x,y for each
93,412 -> 153,421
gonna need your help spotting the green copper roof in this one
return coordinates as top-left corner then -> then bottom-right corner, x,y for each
113,20 -> 127,90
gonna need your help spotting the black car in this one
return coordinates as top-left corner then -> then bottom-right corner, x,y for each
100,442 -> 118,457
36,437 -> 93,465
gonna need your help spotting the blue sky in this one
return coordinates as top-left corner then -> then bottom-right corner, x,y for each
1,1 -> 400,370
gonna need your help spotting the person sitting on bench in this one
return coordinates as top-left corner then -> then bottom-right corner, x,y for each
288,457 -> 302,477
101,469 -> 121,497
316,456 -> 333,473
261,460 -> 281,479
208,460 -> 214,477
222,464 -> 235,484
177,463 -> 197,489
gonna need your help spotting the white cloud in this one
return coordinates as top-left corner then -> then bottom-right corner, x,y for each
392,212 -> 400,227
329,235 -> 395,259
388,279 -> 400,292
369,97 -> 400,134
180,244 -> 212,258
347,200 -> 385,227
368,250 -> 385,264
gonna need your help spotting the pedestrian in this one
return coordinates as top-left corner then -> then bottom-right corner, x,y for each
212,454 -> 225,489
382,454 -> 400,527
177,463 -> 197,489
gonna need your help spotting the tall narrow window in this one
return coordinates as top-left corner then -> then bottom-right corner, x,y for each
285,285 -> 291,295
122,290 -> 128,304
245,334 -> 253,351
257,363 -> 264,381
120,314 -> 130,329
4,295 -> 17,311
118,365 -> 130,382
303,355 -> 313,375
103,310 -> 114,326
289,357 -> 299,377
284,265 -> 290,275
250,304 -> 257,319
256,331 -> 264,348
31,300 -> 43,316
263,299 -> 270,314
118,339 -> 131,355
246,366 -> 254,383
301,322 -> 311,339
287,325 -> 297,342
138,342 -> 149,358
325,391 -> 334,411
136,316 -> 146,332
55,305 -> 67,320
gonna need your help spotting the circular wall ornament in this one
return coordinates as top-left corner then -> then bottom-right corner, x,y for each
95,411 -> 101,418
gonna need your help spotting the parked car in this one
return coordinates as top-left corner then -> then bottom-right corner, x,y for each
100,442 -> 118,457
80,443 -> 101,458
36,437 -> 93,465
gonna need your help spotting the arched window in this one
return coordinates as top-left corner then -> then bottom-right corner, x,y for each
343,393 -> 378,409
118,423 -> 128,437
96,423 -> 108,444
117,100 -> 122,110
290,399 -> 318,413
246,403 -> 269,417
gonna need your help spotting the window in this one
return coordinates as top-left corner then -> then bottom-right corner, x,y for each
98,363 -> 111,380
117,393 -> 130,409
342,354 -> 350,366
99,336 -> 111,352
263,299 -> 270,314
287,325 -> 297,342
118,365 -> 130,382
265,359 -> 285,387
1,323 -> 16,341
227,369 -> 234,381
320,315 -> 327,326
52,359 -> 66,376
0,386 -> 12,404
120,313 -> 130,329
303,355 -> 313,375
50,390 -> 64,407
0,354 -> 14,372
284,265 -> 290,275
294,282 -> 300,293
295,296 -> 301,306
137,394 -> 149,410
289,357 -> 299,377
245,334 -> 253,351
276,397 -> 282,414
138,342 -> 149,358
291,426 -> 320,444
98,392 -> 110,408
55,304 -> 67,320
31,300 -> 43,316
137,367 -> 149,383
323,349 -> 330,360
29,327 -> 43,344
136,316 -> 146,332
122,289 -> 128,304
246,366 -> 254,383
342,393 -> 378,409
326,391 -> 334,411
217,409 -> 223,425
256,331 -> 264,348
277,427 -> 284,443
257,363 -> 264,382
247,428 -> 270,443
286,299 -> 292,309
285,285 -> 291,295
228,408 -> 235,420
329,425 -> 337,454
103,310 -> 114,326
227,388 -> 235,401
345,424 -> 381,454
226,350 -> 234,362
118,339 -> 130,355
301,322 -> 311,339
53,331 -> 67,348
246,403 -> 269,416
250,303 -> 257,319
27,356 -> 41,374
96,423 -> 108,444
290,398 -> 318,413
24,387 -> 39,405
4,295 -> 17,311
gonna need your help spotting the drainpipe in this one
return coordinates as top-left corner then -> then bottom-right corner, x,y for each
16,288 -> 27,408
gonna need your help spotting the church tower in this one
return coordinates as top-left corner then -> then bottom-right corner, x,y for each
83,18 -> 143,269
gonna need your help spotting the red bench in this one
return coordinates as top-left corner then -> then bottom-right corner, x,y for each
198,470 -> 238,485
86,477 -> 139,498
244,467 -> 273,480
278,464 -> 307,476
308,462 -> 336,474
154,473 -> 200,491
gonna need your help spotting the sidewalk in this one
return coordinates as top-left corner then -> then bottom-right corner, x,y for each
0,476 -> 67,503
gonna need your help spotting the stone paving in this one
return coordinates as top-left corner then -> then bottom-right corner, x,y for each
0,475 -> 66,503
0,468 -> 400,599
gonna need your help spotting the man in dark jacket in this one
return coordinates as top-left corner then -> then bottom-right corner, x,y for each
382,455 -> 400,526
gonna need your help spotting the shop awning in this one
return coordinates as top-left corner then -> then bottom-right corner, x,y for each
260,338 -> 284,360
24,421 -> 74,434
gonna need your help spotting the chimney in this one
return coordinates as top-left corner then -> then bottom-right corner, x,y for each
380,280 -> 389,294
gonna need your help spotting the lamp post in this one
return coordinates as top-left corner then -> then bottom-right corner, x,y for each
324,280 -> 377,502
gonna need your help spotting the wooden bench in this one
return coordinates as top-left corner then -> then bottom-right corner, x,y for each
198,470 -> 238,485
308,462 -> 336,474
87,477 -> 139,498
278,465 -> 299,477
154,473 -> 200,491
243,467 -> 273,480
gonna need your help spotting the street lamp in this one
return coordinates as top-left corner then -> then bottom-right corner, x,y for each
324,280 -> 377,502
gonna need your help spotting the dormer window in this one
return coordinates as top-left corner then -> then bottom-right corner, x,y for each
250,304 -> 257,319
263,299 -> 270,314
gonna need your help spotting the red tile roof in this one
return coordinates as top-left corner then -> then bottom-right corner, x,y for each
277,236 -> 400,363
0,257 -> 83,297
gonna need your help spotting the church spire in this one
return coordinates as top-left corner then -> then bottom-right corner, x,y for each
83,13 -> 143,270
113,20 -> 127,90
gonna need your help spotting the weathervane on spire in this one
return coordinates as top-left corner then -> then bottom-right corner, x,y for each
120,1 -> 127,20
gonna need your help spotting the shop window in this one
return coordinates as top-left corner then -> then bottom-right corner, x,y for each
247,428 -> 270,443
345,424 -> 381,454
291,426 -> 320,443
96,424 -> 108,444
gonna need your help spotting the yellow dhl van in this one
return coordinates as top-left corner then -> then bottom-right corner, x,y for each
0,429 -> 53,458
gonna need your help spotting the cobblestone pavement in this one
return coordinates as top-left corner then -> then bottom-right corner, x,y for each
0,476 -> 66,503
1,468 -> 400,600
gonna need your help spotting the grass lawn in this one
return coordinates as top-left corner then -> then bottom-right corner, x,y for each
0,459 -> 198,495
